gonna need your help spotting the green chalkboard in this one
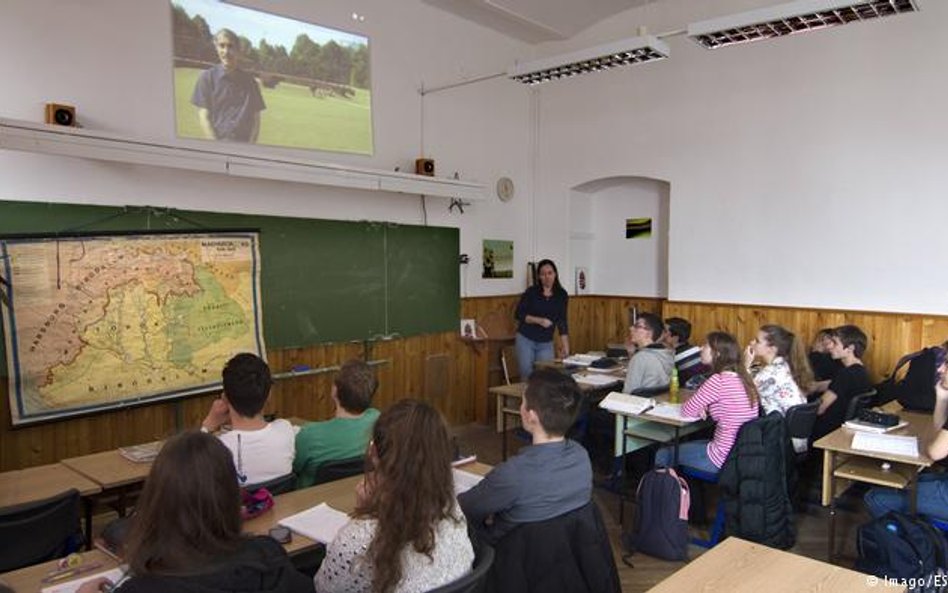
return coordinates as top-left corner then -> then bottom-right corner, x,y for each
0,200 -> 459,359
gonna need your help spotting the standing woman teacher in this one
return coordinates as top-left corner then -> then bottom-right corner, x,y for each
514,259 -> 570,379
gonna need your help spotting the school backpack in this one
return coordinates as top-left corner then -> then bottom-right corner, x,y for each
876,347 -> 943,412
620,467 -> 690,562
856,512 -> 948,581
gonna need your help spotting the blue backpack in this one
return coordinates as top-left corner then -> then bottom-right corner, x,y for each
857,512 -> 948,581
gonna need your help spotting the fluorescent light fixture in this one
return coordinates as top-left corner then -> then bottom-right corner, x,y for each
688,0 -> 919,50
508,35 -> 669,85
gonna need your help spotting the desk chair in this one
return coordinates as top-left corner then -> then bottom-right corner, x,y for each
0,488 -> 82,572
785,400 -> 821,462
427,543 -> 494,593
486,502 -> 620,593
245,472 -> 296,495
845,389 -> 878,421
312,456 -> 366,486
500,346 -> 519,385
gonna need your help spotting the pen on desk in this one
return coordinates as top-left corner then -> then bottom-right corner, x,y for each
42,562 -> 103,583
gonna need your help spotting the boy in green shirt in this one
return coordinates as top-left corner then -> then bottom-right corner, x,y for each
294,359 -> 380,487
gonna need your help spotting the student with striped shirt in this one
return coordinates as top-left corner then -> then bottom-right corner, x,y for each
655,332 -> 760,474
663,317 -> 709,384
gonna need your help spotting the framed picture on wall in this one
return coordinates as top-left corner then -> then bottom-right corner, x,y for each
482,239 -> 513,278
575,267 -> 589,295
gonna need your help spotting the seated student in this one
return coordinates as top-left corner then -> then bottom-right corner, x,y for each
77,431 -> 313,593
655,332 -> 759,475
664,316 -> 709,384
458,369 -> 592,542
623,312 -> 674,394
811,325 -> 871,440
744,324 -> 812,415
808,327 -> 843,393
315,400 -> 473,593
201,352 -> 295,485
865,357 -> 948,520
294,359 -> 380,488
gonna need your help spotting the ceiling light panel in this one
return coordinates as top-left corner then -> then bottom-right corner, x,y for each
687,0 -> 919,50
508,35 -> 669,85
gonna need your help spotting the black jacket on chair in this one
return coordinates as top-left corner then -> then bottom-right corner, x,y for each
486,501 -> 621,593
718,411 -> 796,549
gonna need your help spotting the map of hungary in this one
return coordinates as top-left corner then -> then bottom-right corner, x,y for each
1,232 -> 265,425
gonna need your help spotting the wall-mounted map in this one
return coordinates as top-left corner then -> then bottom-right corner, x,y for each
1,232 -> 265,425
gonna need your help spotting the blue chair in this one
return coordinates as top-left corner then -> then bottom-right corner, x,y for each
929,517 -> 948,533
678,466 -> 726,548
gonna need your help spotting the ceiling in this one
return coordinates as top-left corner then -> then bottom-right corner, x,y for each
422,0 -> 663,43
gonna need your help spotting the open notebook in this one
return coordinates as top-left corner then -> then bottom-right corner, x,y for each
599,392 -> 655,415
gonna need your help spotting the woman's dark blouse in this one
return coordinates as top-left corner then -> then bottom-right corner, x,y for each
515,285 -> 569,343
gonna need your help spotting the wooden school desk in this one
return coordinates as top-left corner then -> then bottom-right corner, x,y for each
0,548 -> 120,593
814,408 -> 935,563
647,536 -> 894,592
0,463 -> 101,508
610,389 -> 709,464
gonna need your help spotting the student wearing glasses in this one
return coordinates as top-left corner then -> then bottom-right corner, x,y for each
623,312 -> 674,394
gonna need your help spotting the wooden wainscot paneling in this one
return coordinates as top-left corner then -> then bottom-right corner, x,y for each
461,295 -> 519,425
0,334 -> 473,472
568,295 -> 666,354
662,301 -> 948,382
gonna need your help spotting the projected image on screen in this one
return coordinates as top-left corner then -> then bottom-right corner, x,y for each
171,0 -> 373,154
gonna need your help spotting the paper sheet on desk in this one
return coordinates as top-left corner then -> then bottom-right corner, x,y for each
563,354 -> 599,367
851,432 -> 919,458
41,567 -> 125,593
646,403 -> 697,423
453,468 -> 484,495
279,503 -> 350,544
574,373 -> 622,387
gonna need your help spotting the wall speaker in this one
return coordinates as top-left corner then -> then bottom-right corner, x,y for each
415,158 -> 435,176
45,103 -> 76,127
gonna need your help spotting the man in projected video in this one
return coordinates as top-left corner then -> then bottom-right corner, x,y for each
191,29 -> 266,143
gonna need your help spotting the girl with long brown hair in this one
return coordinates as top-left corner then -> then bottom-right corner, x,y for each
744,324 -> 813,415
654,332 -> 760,475
78,431 -> 312,593
315,400 -> 473,593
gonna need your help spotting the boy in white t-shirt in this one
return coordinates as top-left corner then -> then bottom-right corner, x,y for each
201,353 -> 295,485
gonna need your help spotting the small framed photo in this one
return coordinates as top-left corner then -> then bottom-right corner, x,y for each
460,319 -> 477,338
575,267 -> 589,295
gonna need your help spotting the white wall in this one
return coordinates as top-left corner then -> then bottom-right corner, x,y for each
531,0 -> 948,315
0,0 -> 534,296
570,177 -> 669,297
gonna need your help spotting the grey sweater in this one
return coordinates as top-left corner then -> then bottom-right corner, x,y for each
457,439 -> 592,540
623,344 -> 674,394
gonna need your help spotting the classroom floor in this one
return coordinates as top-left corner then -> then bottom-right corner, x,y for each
451,423 -> 872,593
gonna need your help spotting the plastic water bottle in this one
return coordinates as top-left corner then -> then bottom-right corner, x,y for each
669,367 -> 680,403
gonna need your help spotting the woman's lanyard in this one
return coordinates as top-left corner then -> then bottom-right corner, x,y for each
236,433 -> 248,484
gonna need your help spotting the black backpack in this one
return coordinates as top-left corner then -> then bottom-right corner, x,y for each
856,512 -> 948,580
876,348 -> 942,412
620,467 -> 689,562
